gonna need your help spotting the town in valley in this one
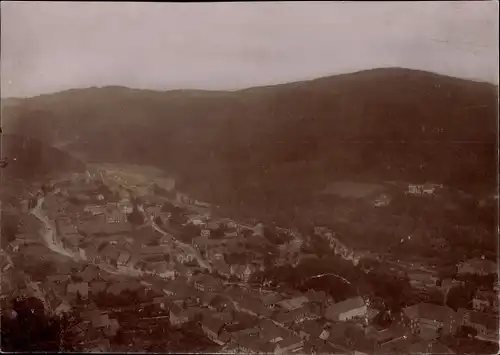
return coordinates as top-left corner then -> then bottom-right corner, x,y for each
1,2 -> 498,354
1,164 -> 498,354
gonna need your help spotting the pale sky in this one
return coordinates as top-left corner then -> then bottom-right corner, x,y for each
1,1 -> 498,98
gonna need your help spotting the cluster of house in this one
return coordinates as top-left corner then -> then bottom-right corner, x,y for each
8,175 -> 497,354
313,226 -> 367,266
82,200 -> 134,225
402,302 -> 499,343
165,279 -> 380,355
165,273 -> 499,355
175,191 -> 211,209
28,263 -> 154,349
406,183 -> 443,197
472,288 -> 499,314
457,257 -> 498,276
406,270 -> 441,290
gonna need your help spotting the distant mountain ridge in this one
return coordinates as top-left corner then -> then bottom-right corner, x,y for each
1,67 -> 497,211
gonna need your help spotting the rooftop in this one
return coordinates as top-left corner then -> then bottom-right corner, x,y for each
468,310 -> 499,331
278,295 -> 310,310
262,292 -> 283,306
403,303 -> 455,323
325,296 -> 366,319
278,334 -> 303,348
201,316 -> 226,334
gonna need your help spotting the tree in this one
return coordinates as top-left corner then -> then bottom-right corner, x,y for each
372,309 -> 392,328
170,207 -> 187,227
154,216 -> 163,226
180,224 -> 201,242
68,197 -> 83,205
427,289 -> 445,305
28,198 -> 38,209
210,225 -> 226,238
456,325 -> 478,339
161,201 -> 176,213
446,285 -> 474,311
127,205 -> 145,226
1,213 -> 19,249
1,297 -> 64,352
113,328 -> 127,346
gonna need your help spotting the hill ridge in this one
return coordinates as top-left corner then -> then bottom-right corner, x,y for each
2,67 -> 497,101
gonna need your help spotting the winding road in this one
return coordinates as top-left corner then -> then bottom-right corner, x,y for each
31,195 -> 138,277
30,193 -> 210,280
138,203 -> 211,272
31,197 -> 82,261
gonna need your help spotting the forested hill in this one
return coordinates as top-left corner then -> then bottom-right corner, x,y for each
0,134 -> 86,180
1,67 -> 497,209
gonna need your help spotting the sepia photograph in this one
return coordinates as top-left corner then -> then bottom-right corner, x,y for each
0,1 -> 498,353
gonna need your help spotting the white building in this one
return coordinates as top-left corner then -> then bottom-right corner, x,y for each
325,297 -> 367,321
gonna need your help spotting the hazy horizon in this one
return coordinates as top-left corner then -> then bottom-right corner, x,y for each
1,1 -> 498,98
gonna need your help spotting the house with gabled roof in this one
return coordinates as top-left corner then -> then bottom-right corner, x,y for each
458,308 -> 499,343
117,250 -> 132,266
234,297 -> 272,318
256,319 -> 288,343
277,295 -> 310,311
230,264 -> 256,282
228,333 -> 274,354
472,289 -> 499,312
403,303 -> 459,338
192,274 -> 219,293
200,316 -> 230,345
325,296 -> 367,322
367,322 -> 408,346
274,309 -> 300,327
408,271 -> 439,289
145,205 -> 162,221
297,319 -> 325,341
262,292 -> 283,309
274,334 -> 304,355
169,303 -> 199,327
304,289 -> 328,304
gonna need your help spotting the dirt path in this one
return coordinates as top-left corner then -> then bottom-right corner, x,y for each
31,197 -> 81,261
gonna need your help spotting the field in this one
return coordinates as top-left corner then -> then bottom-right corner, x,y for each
88,163 -> 176,191
320,181 -> 386,199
